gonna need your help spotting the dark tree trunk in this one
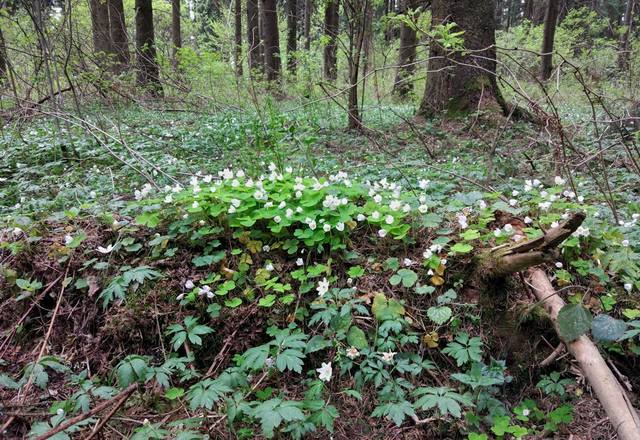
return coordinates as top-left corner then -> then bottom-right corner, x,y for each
392,0 -> 418,96
0,27 -> 6,84
418,0 -> 507,118
618,0 -> 636,70
523,0 -> 534,20
90,0 -> 114,62
323,0 -> 339,80
541,0 -> 559,80
247,0 -> 263,73
235,0 -> 243,76
261,0 -> 281,82
108,0 -> 130,68
287,0 -> 297,74
135,0 -> 163,96
304,0 -> 312,50
361,0 -> 374,74
172,0 -> 182,69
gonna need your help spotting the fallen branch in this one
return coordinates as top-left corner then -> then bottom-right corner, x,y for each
33,383 -> 138,440
527,268 -> 640,440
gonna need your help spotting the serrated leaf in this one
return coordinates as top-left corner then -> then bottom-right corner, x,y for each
557,304 -> 592,342
591,314 -> 628,342
427,306 -> 452,325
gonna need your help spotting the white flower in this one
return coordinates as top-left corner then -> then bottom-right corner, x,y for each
503,224 -> 513,233
555,262 -> 563,268
265,357 -> 275,368
185,280 -> 195,289
192,201 -> 199,209
296,258 -> 304,266
336,222 -> 345,231
423,249 -> 433,259
389,200 -> 402,211
316,362 -> 332,382
198,285 -> 211,296
228,205 -> 236,214
274,215 -> 282,224
308,220 -> 317,230
538,201 -> 551,211
346,347 -> 360,359
403,258 -> 414,266
378,229 -> 387,238
381,351 -> 396,362
176,293 -> 185,301
509,199 -> 518,207
418,179 -> 430,190
494,229 -> 502,237
371,211 -> 381,220
573,226 -> 590,237
373,194 -> 382,203
418,204 -> 428,214
385,215 -> 394,225
550,221 -> 559,228
512,234 -> 524,242
524,216 -> 533,224
554,176 -> 565,185
278,201 -> 286,209
512,190 -> 519,196
231,199 -> 241,207
164,194 -> 173,203
286,209 -> 294,218
624,283 -> 633,292
97,244 -> 114,254
357,213 -> 366,221
265,262 -> 274,271
317,278 -> 329,297
263,245 -> 271,252
478,200 -> 487,210
56,408 -> 64,416
622,239 -> 629,247
323,224 -> 331,232
64,234 -> 73,245
89,191 -> 97,198
578,195 -> 584,203
457,214 -> 468,229
522,409 -> 530,417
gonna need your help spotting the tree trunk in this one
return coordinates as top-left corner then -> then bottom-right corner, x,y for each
261,0 -> 281,82
361,0 -> 373,74
172,0 -> 182,69
540,0 -> 559,80
235,0 -> 243,76
392,0 -> 418,96
618,0 -> 636,71
418,0 -> 507,118
323,0 -> 339,80
247,0 -> 263,74
108,0 -> 130,69
345,0 -> 367,129
287,0 -> 297,74
304,0 -> 313,51
135,0 -> 163,97
90,0 -> 114,63
0,26 -> 6,84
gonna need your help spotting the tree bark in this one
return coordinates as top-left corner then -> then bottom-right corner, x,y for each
235,0 -> 243,76
135,0 -> 163,97
0,26 -> 6,84
304,0 -> 312,51
172,0 -> 182,69
108,0 -> 130,69
392,0 -> 418,96
323,0 -> 339,80
361,0 -> 374,74
540,0 -> 559,80
618,0 -> 636,71
287,0 -> 297,74
261,0 -> 281,82
418,0 -> 507,118
90,0 -> 114,62
247,0 -> 263,74
344,0 -> 367,129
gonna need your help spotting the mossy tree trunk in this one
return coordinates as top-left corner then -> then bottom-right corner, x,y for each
418,0 -> 508,118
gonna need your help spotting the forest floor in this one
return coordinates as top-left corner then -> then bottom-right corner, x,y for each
0,105 -> 639,439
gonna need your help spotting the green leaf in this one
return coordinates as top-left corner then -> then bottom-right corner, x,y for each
135,212 -> 160,228
557,304 -> 592,342
451,243 -> 473,254
346,326 -> 368,349
165,387 -> 185,400
427,306 -> 452,325
225,297 -> 243,308
372,293 -> 405,321
258,294 -> 277,307
591,314 -> 628,342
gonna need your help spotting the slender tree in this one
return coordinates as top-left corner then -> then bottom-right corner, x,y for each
172,0 -> 182,69
287,0 -> 297,74
323,0 -> 339,80
261,0 -> 281,82
90,0 -> 114,61
344,0 -> 368,129
392,0 -> 419,96
108,0 -> 130,68
418,0 -> 507,117
540,0 -> 559,80
235,0 -> 243,76
304,0 -> 313,50
618,0 -> 636,70
246,0 -> 263,74
0,26 -> 6,84
361,0 -> 374,74
135,0 -> 163,96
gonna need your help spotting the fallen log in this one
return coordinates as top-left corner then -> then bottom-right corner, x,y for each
528,268 -> 640,440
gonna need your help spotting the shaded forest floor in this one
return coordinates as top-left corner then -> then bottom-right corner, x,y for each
1,106 -> 639,439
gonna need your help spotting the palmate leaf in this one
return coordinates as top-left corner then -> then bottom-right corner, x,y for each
242,344 -> 269,370
187,379 -> 232,411
116,355 -> 151,387
251,398 -> 305,438
412,386 -> 473,418
371,400 -> 415,426
442,333 -> 483,366
275,348 -> 305,373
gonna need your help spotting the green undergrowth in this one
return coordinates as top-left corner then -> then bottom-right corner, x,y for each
1,158 -> 639,438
